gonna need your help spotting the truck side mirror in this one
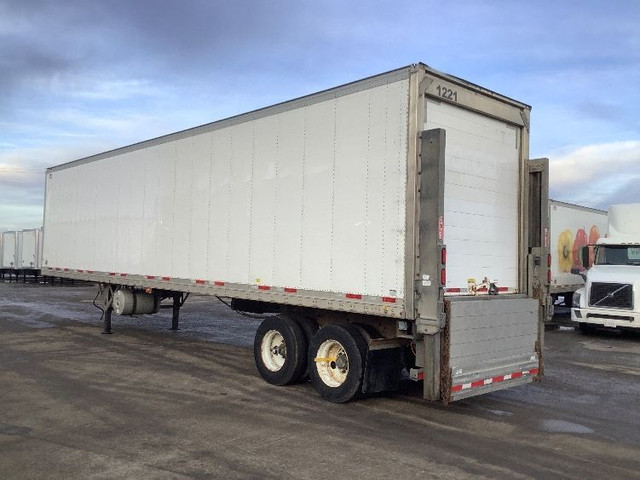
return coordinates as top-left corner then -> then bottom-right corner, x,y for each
570,267 -> 587,281
581,246 -> 590,268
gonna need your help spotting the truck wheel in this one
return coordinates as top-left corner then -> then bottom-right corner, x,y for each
288,314 -> 319,381
254,316 -> 307,386
308,324 -> 368,403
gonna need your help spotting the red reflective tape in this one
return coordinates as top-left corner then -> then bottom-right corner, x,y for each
120,273 -> 127,277
451,367 -> 536,394
77,269 -> 84,273
446,288 -> 461,293
381,297 -> 396,303
147,275 -> 155,279
346,293 -> 362,300
214,281 -> 225,286
64,268 -> 69,272
87,270 -> 94,274
477,286 -> 488,292
162,276 -> 170,281
109,272 -> 116,276
284,288 -> 297,293
258,285 -> 270,291
498,287 -> 509,292
195,279 -> 205,284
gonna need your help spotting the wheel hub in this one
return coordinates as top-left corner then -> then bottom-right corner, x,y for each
335,354 -> 347,370
261,330 -> 287,372
315,339 -> 350,387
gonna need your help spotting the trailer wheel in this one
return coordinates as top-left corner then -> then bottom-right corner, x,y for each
288,314 -> 318,380
308,324 -> 368,403
290,314 -> 319,344
254,316 -> 307,386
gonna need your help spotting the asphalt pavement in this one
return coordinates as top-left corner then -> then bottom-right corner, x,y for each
1,282 -> 639,479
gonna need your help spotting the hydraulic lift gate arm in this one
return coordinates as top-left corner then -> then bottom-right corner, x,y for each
526,157 -> 550,377
415,128 -> 446,401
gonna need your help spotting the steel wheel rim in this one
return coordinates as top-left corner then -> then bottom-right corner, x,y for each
315,339 -> 349,387
261,330 -> 286,372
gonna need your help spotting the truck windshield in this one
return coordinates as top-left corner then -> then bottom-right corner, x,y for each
594,245 -> 640,266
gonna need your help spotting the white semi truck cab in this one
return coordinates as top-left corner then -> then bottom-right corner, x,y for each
572,204 -> 640,331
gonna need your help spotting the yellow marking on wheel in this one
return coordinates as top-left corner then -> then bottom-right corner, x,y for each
314,357 -> 337,363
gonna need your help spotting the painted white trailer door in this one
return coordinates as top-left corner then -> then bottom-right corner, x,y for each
2,232 -> 17,268
20,230 -> 38,268
425,100 -> 520,292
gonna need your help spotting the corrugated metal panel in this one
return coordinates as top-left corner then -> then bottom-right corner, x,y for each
448,296 -> 537,369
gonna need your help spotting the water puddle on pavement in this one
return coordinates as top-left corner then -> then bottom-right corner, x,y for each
540,419 -> 593,434
0,424 -> 32,436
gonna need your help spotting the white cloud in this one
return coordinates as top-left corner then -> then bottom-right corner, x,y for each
548,141 -> 640,209
48,74 -> 161,101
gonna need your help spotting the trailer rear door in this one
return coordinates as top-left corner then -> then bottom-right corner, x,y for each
425,99 -> 521,293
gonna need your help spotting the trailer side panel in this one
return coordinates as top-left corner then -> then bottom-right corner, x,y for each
43,76 -> 410,308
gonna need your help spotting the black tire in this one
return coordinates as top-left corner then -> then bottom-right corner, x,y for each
254,316 -> 307,386
288,314 -> 319,381
308,324 -> 369,403
290,314 -> 319,344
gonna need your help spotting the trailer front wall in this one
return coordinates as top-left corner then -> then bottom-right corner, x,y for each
44,79 -> 409,300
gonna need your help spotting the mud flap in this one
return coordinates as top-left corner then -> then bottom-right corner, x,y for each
362,347 -> 403,394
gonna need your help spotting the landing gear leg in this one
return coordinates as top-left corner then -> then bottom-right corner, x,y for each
171,293 -> 181,331
102,307 -> 113,334
96,283 -> 114,334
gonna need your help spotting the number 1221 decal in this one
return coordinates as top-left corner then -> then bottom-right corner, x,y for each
436,85 -> 458,102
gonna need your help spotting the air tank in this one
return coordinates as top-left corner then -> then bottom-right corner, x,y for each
113,289 -> 160,315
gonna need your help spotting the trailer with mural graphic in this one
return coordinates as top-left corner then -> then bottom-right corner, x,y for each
42,63 -> 550,404
550,200 -> 608,306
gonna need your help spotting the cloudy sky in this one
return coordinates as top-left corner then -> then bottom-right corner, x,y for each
1,0 -> 639,231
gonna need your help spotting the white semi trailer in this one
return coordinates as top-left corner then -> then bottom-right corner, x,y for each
1,228 -> 43,282
549,200 -> 608,306
1,231 -> 18,269
17,228 -> 43,270
42,64 -> 550,403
